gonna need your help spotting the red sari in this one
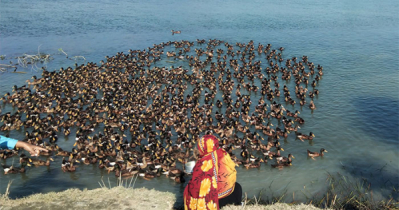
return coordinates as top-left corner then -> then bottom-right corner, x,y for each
184,135 -> 237,210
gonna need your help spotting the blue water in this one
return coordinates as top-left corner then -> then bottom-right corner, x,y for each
1,0 -> 398,205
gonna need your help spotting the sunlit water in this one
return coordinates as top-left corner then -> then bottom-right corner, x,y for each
0,0 -> 398,206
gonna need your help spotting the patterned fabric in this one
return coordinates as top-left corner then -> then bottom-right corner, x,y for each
184,135 -> 237,210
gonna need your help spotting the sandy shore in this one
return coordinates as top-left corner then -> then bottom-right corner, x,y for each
0,187 -> 323,210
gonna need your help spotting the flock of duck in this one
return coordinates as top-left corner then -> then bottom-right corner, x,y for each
0,39 -> 327,182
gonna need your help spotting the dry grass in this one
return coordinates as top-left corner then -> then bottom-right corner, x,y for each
0,187 -> 176,210
1,172 -> 397,210
305,172 -> 398,209
2,180 -> 13,199
0,186 -> 322,210
241,172 -> 398,210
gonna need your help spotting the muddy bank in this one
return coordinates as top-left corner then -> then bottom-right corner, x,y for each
0,187 -> 322,210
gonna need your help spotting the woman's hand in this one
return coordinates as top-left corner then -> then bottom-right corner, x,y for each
16,141 -> 49,156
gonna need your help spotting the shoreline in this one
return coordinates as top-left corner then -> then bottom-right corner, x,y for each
0,187 -> 323,210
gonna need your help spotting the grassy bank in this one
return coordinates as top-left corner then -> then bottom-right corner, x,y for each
0,186 -> 322,210
0,187 -> 176,210
1,173 -> 397,210
241,172 -> 398,210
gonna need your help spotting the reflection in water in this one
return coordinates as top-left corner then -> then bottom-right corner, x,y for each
8,170 -> 86,199
70,172 -> 80,181
340,157 -> 399,201
353,96 -> 399,145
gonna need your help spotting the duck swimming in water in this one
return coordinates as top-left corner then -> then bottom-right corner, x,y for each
171,30 -> 181,35
271,161 -> 292,169
276,153 -> 294,164
2,162 -> 31,174
307,148 -> 327,160
0,39 -> 326,184
309,100 -> 316,110
61,157 -> 77,172
296,132 -> 315,141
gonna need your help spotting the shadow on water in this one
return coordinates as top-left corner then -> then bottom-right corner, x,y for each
7,169 -> 85,199
353,96 -> 399,145
340,157 -> 399,201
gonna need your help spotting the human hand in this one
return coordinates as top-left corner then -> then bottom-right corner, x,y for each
16,141 -> 49,156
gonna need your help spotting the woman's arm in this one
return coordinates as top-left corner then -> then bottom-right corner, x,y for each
0,135 -> 48,156
15,141 -> 48,156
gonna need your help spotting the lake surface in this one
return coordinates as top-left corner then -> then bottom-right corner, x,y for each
1,0 -> 398,206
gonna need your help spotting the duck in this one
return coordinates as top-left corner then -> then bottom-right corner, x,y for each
63,126 -> 71,136
276,153 -> 294,164
307,148 -> 327,160
173,172 -> 185,183
271,161 -> 292,169
139,168 -> 160,180
0,149 -> 18,159
286,124 -> 300,132
103,159 -> 117,173
244,157 -> 264,169
38,146 -> 53,156
295,117 -> 305,124
31,157 -> 54,166
287,110 -> 300,118
296,132 -> 315,141
114,163 -> 139,177
19,154 -> 32,164
276,127 -> 289,138
171,30 -> 181,35
61,157 -> 77,172
269,146 -> 284,158
2,162 -> 31,174
309,100 -> 316,110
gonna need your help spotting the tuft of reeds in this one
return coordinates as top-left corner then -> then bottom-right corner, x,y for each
58,48 -> 86,61
98,174 -> 139,189
244,181 -> 290,206
0,46 -> 86,73
0,64 -> 18,73
305,172 -> 399,209
0,180 -> 13,200
16,45 -> 52,71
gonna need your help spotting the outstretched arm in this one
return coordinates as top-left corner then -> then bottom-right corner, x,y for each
15,141 -> 48,156
1,135 -> 48,156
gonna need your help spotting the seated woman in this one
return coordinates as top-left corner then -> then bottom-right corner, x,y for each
184,134 -> 242,210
